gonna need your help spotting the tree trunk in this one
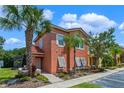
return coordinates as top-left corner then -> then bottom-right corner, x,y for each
67,47 -> 70,72
25,28 -> 33,77
114,53 -> 117,65
74,47 -> 76,73
98,58 -> 102,68
95,56 -> 99,69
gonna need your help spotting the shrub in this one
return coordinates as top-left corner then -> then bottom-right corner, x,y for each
102,55 -> 115,67
20,76 -> 31,82
32,79 -> 38,83
98,68 -> 105,72
57,72 -> 67,78
63,75 -> 70,80
15,70 -> 26,78
15,73 -> 24,78
36,75 -> 49,83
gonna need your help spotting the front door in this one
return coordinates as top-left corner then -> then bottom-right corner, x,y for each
36,58 -> 42,69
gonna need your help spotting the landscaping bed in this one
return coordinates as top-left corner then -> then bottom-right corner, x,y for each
56,68 -> 106,80
7,79 -> 49,88
0,68 -> 50,88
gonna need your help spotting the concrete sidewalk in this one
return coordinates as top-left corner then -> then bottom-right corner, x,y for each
39,67 -> 124,88
42,73 -> 63,83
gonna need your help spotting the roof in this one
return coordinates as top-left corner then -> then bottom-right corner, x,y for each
52,24 -> 89,37
34,24 -> 89,42
32,45 -> 44,55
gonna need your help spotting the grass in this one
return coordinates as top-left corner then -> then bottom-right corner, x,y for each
0,68 -> 18,84
71,82 -> 102,88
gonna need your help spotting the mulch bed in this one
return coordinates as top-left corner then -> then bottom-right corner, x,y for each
0,79 -> 50,88
7,81 -> 49,88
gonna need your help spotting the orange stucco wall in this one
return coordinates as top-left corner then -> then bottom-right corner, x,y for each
32,27 -> 89,74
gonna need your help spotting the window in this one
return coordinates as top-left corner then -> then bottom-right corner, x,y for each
75,57 -> 82,67
76,42 -> 84,49
39,38 -> 43,49
75,57 -> 86,68
56,34 -> 65,47
80,57 -> 86,66
58,56 -> 66,68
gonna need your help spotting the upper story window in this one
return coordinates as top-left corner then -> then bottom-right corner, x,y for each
76,42 -> 84,49
39,38 -> 43,49
56,34 -> 65,47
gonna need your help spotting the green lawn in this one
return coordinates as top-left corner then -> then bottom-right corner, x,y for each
0,68 -> 18,84
71,82 -> 102,88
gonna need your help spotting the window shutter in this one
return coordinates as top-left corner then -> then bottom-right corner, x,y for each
80,57 -> 86,66
75,57 -> 82,67
58,56 -> 66,68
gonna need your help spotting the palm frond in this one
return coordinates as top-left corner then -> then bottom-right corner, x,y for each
0,17 -> 21,31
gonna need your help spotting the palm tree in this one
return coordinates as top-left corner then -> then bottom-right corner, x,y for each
111,44 -> 121,65
64,34 -> 83,73
0,36 -> 5,60
0,36 -> 5,46
0,5 -> 51,76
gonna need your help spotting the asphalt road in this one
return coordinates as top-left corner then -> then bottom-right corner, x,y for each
91,70 -> 124,88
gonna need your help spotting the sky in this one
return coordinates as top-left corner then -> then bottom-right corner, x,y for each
0,5 -> 124,50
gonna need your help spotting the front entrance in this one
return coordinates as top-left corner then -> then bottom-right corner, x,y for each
35,58 -> 43,70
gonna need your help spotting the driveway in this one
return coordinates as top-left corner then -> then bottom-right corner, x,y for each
91,70 -> 124,88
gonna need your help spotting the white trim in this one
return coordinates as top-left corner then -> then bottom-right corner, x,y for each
39,38 -> 43,49
58,56 -> 66,68
76,47 -> 84,50
76,38 -> 84,50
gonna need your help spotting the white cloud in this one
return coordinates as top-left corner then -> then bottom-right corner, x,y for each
118,22 -> 124,34
119,22 -> 124,30
62,13 -> 77,22
60,13 -> 81,28
60,13 -> 117,33
43,9 -> 54,20
5,38 -> 24,45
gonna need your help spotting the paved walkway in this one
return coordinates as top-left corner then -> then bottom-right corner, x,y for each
40,67 -> 124,88
42,73 -> 63,83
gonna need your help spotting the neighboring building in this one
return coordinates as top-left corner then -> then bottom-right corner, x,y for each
31,25 -> 89,74
0,60 -> 4,68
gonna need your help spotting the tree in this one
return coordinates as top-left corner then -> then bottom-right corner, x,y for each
111,43 -> 121,65
3,47 -> 26,68
64,34 -> 83,72
0,36 -> 5,60
0,6 -> 51,76
88,28 -> 116,68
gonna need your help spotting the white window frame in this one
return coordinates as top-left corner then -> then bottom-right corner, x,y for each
58,56 -> 66,68
56,34 -> 65,47
76,38 -> 84,50
39,38 -> 43,49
